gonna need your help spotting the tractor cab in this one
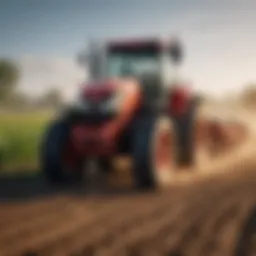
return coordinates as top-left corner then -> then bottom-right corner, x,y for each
77,37 -> 183,112
105,38 -> 182,83
78,36 -> 182,85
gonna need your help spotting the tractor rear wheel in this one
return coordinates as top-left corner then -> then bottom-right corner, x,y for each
172,101 -> 197,167
131,115 -> 173,190
40,120 -> 83,186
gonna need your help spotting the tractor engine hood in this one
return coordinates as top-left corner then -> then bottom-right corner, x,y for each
74,78 -> 132,119
70,80 -> 121,124
81,80 -> 118,102
71,78 -> 141,136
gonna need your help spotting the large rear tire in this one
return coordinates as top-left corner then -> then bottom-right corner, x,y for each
172,100 -> 197,167
131,115 -> 173,190
40,119 -> 83,186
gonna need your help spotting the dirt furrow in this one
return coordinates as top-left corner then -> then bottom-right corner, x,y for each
183,198 -> 241,256
213,197 -> 256,256
84,186 -> 230,256
87,201 -> 186,249
1,166 -> 256,255
0,196 -> 159,256
35,197 -> 177,256
0,200 -> 98,248
0,196 -> 70,229
0,183 -> 255,256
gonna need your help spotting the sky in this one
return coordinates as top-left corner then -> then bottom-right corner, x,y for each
1,0 -> 256,101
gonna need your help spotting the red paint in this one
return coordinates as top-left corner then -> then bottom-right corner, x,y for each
62,140 -> 80,169
81,80 -> 116,102
71,124 -> 116,157
168,85 -> 191,116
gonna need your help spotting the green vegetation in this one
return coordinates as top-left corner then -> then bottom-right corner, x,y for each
0,111 -> 52,173
0,59 -> 19,102
0,58 -> 62,174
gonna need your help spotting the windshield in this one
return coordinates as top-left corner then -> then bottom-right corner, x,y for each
106,50 -> 160,78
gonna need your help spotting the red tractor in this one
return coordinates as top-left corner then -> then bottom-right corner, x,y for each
40,36 -> 200,190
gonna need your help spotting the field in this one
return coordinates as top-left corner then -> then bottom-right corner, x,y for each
0,162 -> 256,256
0,111 -> 52,172
0,105 -> 255,256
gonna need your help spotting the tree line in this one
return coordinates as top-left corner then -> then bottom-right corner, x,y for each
1,58 -> 256,109
0,59 -> 63,109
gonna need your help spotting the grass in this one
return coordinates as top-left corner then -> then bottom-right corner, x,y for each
0,110 -> 53,173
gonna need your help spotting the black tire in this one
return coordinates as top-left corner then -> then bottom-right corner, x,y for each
131,115 -> 158,190
172,100 -> 197,167
98,158 -> 113,174
40,119 -> 82,186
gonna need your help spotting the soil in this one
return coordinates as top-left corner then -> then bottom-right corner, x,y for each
0,107 -> 255,256
0,162 -> 256,256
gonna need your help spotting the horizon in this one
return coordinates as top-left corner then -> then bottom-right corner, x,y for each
1,0 -> 256,101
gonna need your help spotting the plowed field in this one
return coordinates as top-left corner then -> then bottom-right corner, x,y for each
0,162 -> 256,256
0,107 -> 256,256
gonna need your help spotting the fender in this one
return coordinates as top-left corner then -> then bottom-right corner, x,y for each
70,79 -> 141,156
102,78 -> 141,140
168,85 -> 192,116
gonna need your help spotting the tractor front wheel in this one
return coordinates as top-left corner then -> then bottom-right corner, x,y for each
40,120 -> 83,186
131,115 -> 173,190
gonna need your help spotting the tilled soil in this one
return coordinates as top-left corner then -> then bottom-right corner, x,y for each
0,167 -> 256,256
0,108 -> 255,256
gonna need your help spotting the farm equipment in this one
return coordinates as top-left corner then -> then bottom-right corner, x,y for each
40,36 -> 241,190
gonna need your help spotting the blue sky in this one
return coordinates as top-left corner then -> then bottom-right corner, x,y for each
1,0 -> 256,99
0,0 -> 192,57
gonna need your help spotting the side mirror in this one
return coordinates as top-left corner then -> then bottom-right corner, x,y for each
169,40 -> 183,65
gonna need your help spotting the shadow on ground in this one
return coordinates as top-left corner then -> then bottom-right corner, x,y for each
0,171 -> 148,202
0,172 -> 61,202
235,206 -> 256,256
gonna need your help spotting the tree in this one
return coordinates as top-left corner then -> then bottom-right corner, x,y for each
0,59 -> 19,101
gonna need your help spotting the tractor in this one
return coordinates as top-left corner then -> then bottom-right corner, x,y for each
40,36 -> 201,190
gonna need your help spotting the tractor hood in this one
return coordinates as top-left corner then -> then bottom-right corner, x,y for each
81,77 -> 140,100
81,79 -> 118,102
